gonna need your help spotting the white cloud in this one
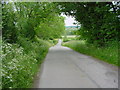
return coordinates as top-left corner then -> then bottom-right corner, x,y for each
61,13 -> 77,26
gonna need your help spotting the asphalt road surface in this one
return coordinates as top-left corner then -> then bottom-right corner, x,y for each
33,39 -> 118,88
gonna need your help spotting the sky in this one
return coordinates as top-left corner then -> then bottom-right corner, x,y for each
61,13 -> 77,26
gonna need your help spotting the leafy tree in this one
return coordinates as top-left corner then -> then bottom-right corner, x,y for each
2,3 -> 17,43
2,2 -> 65,43
58,2 -> 119,46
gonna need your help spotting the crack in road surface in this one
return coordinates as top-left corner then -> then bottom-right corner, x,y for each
33,39 -> 118,88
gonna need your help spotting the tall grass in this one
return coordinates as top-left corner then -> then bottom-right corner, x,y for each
63,40 -> 118,66
2,39 -> 51,88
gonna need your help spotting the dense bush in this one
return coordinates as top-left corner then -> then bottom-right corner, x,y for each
2,40 -> 50,88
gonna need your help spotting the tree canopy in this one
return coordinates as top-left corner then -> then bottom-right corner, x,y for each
2,2 -> 65,43
58,2 -> 119,46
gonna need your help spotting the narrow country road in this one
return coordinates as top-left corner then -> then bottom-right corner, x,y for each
33,39 -> 118,88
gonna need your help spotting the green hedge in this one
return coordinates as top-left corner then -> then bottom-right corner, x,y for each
2,39 -> 50,88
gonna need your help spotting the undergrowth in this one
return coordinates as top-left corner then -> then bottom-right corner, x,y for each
2,39 -> 51,88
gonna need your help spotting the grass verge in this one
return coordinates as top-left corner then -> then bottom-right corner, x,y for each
63,40 -> 118,66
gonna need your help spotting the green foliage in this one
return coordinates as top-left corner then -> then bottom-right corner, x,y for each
62,36 -> 77,42
63,40 -> 118,66
2,2 -> 65,42
48,39 -> 58,46
58,2 -> 119,46
2,3 -> 17,43
0,37 -> 1,89
2,2 -> 65,88
35,16 -> 65,40
2,40 -> 50,88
